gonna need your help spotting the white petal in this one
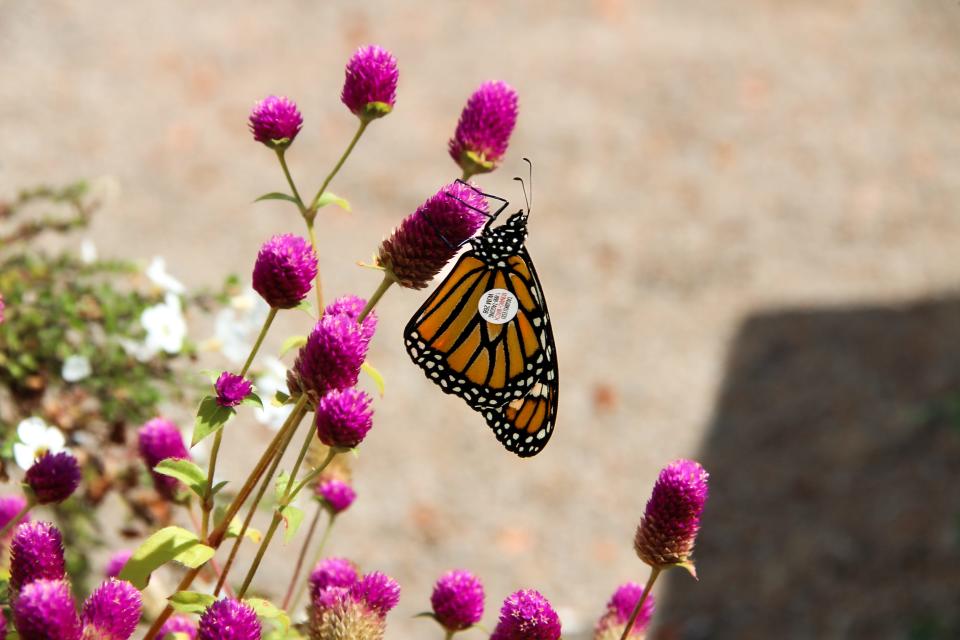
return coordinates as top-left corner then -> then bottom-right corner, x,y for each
146,257 -> 186,295
13,443 -> 37,470
80,239 -> 98,264
17,417 -> 49,445
62,355 -> 92,382
43,427 -> 66,452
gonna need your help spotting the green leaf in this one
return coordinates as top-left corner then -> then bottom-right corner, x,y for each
192,396 -> 234,447
255,192 -> 300,205
315,192 -> 351,212
154,458 -> 208,496
273,390 -> 291,407
119,526 -> 205,589
211,480 -> 229,496
245,598 -> 291,632
361,361 -> 385,397
215,505 -> 262,543
274,471 -> 292,501
175,542 -> 215,568
279,505 -> 304,543
279,335 -> 308,358
242,392 -> 264,409
169,590 -> 216,614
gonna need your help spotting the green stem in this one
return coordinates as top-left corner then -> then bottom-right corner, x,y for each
357,272 -> 396,324
444,631 -> 455,640
202,307 -> 278,538
213,401 -> 309,596
305,218 -> 323,312
619,566 -> 661,640
276,148 -> 306,215
236,447 -> 337,599
284,414 -> 320,497
0,501 -> 32,539
290,511 -> 335,612
309,119 -> 369,212
282,502 -> 327,610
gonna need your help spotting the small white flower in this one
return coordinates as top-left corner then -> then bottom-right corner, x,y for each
141,293 -> 187,355
61,355 -> 92,382
212,288 -> 270,365
146,257 -> 186,295
118,337 -> 157,363
13,417 -> 66,470
80,239 -> 98,264
254,357 -> 294,430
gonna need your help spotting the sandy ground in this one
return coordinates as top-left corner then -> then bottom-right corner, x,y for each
2,1 -> 960,638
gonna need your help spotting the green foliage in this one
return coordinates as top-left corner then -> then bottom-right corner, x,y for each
119,526 -> 213,589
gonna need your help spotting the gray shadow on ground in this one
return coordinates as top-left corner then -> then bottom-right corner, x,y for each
654,298 -> 960,640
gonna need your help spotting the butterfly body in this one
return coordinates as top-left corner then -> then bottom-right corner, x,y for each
404,201 -> 558,457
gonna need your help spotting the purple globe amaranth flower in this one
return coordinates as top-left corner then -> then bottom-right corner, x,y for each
0,292 -> 5,324
593,582 -> 656,640
377,181 -> 488,289
430,569 -> 485,632
138,417 -> 191,500
0,494 -> 29,541
25,451 -> 81,504
315,388 -> 374,449
82,578 -> 142,640
215,371 -> 253,407
490,589 -> 562,640
341,45 -> 398,122
252,234 -> 318,310
156,614 -> 198,640
325,295 -> 377,343
105,549 -> 133,578
449,81 -> 519,178
316,478 -> 357,514
10,521 -> 66,592
309,557 -> 360,602
290,315 -> 368,404
633,459 -> 709,577
249,95 -> 303,149
12,579 -> 81,640
198,599 -> 260,640
350,571 -> 401,618
310,586 -> 385,640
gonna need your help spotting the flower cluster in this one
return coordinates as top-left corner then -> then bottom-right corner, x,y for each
309,564 -> 400,640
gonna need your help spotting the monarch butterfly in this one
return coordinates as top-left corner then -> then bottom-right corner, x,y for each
404,163 -> 558,457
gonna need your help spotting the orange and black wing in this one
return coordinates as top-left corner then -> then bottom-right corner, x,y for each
482,361 -> 558,457
404,249 -> 550,409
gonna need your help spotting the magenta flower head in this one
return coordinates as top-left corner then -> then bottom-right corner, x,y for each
12,579 -> 81,640
105,549 -> 133,578
593,583 -> 656,640
350,571 -> 401,618
0,494 -> 29,541
290,315 -> 368,405
215,371 -> 252,407
156,614 -> 198,640
252,234 -> 318,310
138,417 -> 191,500
633,459 -> 709,577
309,556 -> 359,602
82,578 -> 142,640
430,569 -> 485,632
449,81 -> 519,178
377,181 -> 488,290
10,521 -> 66,592
341,45 -> 398,122
490,589 -> 562,640
310,587 -> 385,640
316,478 -> 357,514
315,388 -> 374,450
325,295 -> 377,343
25,451 -> 81,505
249,95 -> 302,149
0,292 -> 5,324
198,599 -> 260,640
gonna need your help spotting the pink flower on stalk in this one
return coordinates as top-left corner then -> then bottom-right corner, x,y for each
290,314 -> 369,404
593,582 -> 656,640
25,451 -> 81,505
198,599 -> 260,640
449,81 -> 519,177
325,295 -> 377,343
633,459 -> 709,577
316,478 -> 357,514
490,589 -> 561,640
9,521 -> 66,593
377,181 -> 489,290
82,578 -> 143,640
249,95 -> 302,149
309,557 -> 359,602
431,569 -> 485,632
0,494 -> 29,543
252,234 -> 318,310
315,388 -> 374,450
137,418 -> 191,500
12,579 -> 81,640
215,371 -> 252,407
341,45 -> 399,121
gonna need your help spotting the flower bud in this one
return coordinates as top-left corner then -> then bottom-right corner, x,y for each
309,557 -> 359,603
593,582 -> 656,640
10,521 -> 66,592
137,418 -> 191,500
215,371 -> 252,407
249,95 -> 303,149
25,451 -> 81,505
341,45 -> 399,122
252,234 -> 318,310
198,599 -> 260,640
316,478 -> 356,515
315,389 -> 374,450
290,315 -> 368,404
430,569 -> 484,632
449,81 -> 519,178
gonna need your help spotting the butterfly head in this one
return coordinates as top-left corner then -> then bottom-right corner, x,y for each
473,210 -> 528,261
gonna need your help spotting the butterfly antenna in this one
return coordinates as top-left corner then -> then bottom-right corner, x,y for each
513,158 -> 534,215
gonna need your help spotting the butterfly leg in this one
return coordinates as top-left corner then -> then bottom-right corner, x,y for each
417,208 -> 457,250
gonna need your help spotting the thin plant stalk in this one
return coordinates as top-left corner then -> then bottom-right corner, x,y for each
358,272 -> 396,324
276,149 -> 307,215
286,508 -> 336,612
309,120 -> 369,212
618,567 -> 661,640
0,501 -> 32,539
201,307 -> 278,539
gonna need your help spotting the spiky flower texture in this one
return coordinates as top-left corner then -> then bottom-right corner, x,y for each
593,583 -> 656,640
12,579 -> 81,640
449,81 -> 519,177
82,578 -> 143,640
377,182 -> 488,289
315,389 -> 374,450
490,589 -> 562,640
325,295 -> 377,343
25,451 -> 81,504
633,459 -> 709,577
157,614 -> 198,640
249,95 -> 303,149
291,315 -> 369,405
198,599 -> 261,640
10,521 -> 66,592
309,557 -> 359,602
215,371 -> 252,407
341,45 -> 398,122
252,234 -> 318,310
430,569 -> 485,632
317,478 -> 357,514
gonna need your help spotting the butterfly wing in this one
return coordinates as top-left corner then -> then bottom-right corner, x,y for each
404,248 -> 551,409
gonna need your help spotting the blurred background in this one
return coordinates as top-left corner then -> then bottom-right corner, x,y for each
2,1 -> 959,638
